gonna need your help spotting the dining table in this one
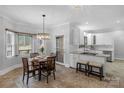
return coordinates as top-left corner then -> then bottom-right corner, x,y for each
29,56 -> 48,81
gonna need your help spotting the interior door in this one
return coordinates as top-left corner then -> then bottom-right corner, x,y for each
56,36 -> 64,63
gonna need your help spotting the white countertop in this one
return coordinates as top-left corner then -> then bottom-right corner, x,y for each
70,50 -> 110,58
97,49 -> 114,51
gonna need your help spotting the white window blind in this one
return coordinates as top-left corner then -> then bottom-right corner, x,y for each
6,31 -> 15,57
18,34 -> 32,55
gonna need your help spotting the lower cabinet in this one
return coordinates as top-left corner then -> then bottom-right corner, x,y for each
103,51 -> 113,62
70,54 -> 79,68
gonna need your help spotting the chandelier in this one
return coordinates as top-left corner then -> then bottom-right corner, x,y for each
37,14 -> 50,40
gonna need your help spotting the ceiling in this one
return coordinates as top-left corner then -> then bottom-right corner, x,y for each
0,5 -> 124,31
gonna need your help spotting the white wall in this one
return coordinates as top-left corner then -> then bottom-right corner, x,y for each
90,31 -> 124,60
49,23 -> 70,67
112,30 -> 124,59
0,15 -> 41,72
0,16 -> 20,71
95,32 -> 114,45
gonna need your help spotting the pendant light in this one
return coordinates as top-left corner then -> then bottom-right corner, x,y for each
37,14 -> 50,40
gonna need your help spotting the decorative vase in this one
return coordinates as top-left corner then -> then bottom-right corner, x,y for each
39,46 -> 45,57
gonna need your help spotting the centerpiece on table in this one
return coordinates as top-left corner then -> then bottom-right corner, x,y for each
39,46 -> 45,57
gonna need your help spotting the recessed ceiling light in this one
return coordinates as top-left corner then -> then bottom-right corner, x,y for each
116,20 -> 120,24
74,5 -> 81,9
85,22 -> 89,25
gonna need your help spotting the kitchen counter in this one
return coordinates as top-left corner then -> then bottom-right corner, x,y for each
97,49 -> 114,51
69,51 -> 107,75
70,51 -> 107,65
70,51 -> 110,58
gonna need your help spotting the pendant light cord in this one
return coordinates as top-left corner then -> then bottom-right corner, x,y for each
42,14 -> 45,47
43,15 -> 45,34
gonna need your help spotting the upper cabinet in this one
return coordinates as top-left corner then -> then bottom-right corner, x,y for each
87,34 -> 92,45
95,33 -> 113,45
70,26 -> 80,45
83,32 -> 114,45
73,28 -> 80,45
85,34 -> 96,45
79,30 -> 84,45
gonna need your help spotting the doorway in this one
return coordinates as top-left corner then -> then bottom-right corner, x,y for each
56,35 -> 64,63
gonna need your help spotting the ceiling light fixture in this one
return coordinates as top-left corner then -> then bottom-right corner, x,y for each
37,14 -> 50,40
85,21 -> 89,25
116,20 -> 120,24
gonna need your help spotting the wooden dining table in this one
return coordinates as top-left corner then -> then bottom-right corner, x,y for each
30,57 -> 47,81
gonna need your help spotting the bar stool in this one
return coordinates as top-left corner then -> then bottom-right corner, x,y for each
76,61 -> 89,75
88,62 -> 104,80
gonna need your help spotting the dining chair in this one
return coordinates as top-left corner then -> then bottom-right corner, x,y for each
30,53 -> 39,58
22,57 -> 39,84
30,52 -> 40,72
41,56 -> 56,83
50,52 -> 56,57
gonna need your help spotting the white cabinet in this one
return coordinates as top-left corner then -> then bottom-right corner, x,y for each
73,29 -> 80,45
70,54 -> 79,68
87,34 -> 96,45
95,33 -> 113,45
79,31 -> 84,45
70,27 -> 80,45
70,54 -> 74,68
87,34 -> 92,45
84,34 -> 96,45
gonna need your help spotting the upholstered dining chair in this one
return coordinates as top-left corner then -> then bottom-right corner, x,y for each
41,56 -> 56,83
22,57 -> 39,84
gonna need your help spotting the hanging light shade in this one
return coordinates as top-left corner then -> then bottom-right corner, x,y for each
37,14 -> 50,40
37,33 -> 50,40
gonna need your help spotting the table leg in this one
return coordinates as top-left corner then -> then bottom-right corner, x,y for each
39,64 -> 41,81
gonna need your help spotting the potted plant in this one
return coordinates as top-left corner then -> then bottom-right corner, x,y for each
40,46 -> 44,54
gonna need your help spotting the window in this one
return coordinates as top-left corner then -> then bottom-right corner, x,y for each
18,34 -> 32,55
6,29 -> 33,56
6,31 -> 15,57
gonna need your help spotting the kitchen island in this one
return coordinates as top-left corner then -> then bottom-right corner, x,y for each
69,51 -> 109,74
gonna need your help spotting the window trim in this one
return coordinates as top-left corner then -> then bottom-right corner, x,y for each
18,34 -> 32,55
5,31 -> 15,57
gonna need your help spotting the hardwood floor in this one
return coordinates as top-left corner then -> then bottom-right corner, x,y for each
0,60 -> 124,88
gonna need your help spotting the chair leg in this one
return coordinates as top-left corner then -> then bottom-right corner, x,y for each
88,65 -> 90,77
39,69 -> 41,81
79,64 -> 81,71
53,71 -> 56,80
22,72 -> 25,81
47,75 -> 49,83
46,71 -> 49,83
76,63 -> 78,73
27,74 -> 29,85
85,64 -> 87,75
100,67 -> 103,81
33,70 -> 35,77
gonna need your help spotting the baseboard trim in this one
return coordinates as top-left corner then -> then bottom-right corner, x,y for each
65,64 -> 70,68
56,61 -> 70,68
0,64 -> 22,76
56,61 -> 65,66
115,58 -> 124,61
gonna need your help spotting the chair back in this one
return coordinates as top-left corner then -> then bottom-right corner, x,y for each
22,57 -> 29,72
30,53 -> 39,58
32,59 -> 39,69
47,56 -> 56,71
50,53 -> 56,57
